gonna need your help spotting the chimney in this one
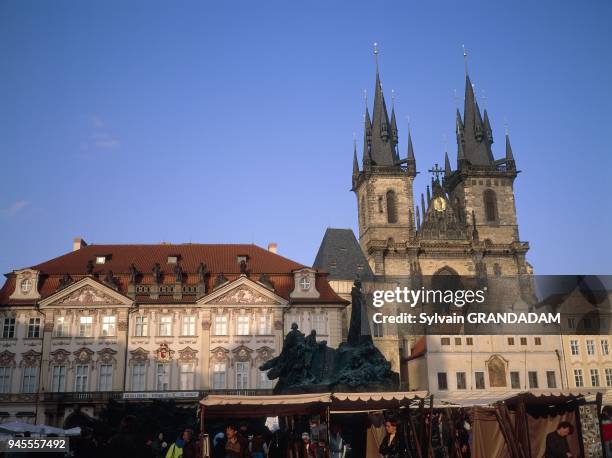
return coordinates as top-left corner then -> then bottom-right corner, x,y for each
73,237 -> 87,251
267,243 -> 278,254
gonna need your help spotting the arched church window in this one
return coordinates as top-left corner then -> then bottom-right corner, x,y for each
386,190 -> 397,223
483,189 -> 498,222
487,355 -> 507,387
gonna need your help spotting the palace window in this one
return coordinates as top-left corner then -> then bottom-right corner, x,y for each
546,371 -> 557,389
570,340 -> 579,355
212,363 -> 226,389
312,314 -> 327,335
587,340 -> 595,356
520,337 -> 527,346
236,362 -> 249,389
602,339 -> 610,356
22,366 -> 37,393
214,316 -> 228,336
51,366 -> 66,392
159,316 -> 172,337
574,369 -> 584,387
27,318 -> 40,338
79,316 -> 93,337
568,317 -> 576,329
437,372 -> 448,391
466,337 -> 474,346
179,362 -> 195,390
2,317 -> 15,339
0,367 -> 11,393
483,189 -> 498,222
131,363 -> 146,391
606,369 -> 612,387
386,190 -> 398,223
236,316 -> 250,336
456,372 -> 467,390
134,316 -> 148,337
510,371 -> 521,389
98,364 -> 113,391
156,363 -> 170,391
74,365 -> 89,392
182,316 -> 196,336
528,371 -> 538,389
441,337 -> 450,346
54,316 -> 66,337
534,337 -> 542,346
591,369 -> 600,387
102,316 -> 116,337
455,337 -> 462,346
475,372 -> 485,390
258,315 -> 270,335
507,337 -> 515,346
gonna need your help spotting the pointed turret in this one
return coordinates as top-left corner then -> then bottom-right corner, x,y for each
483,109 -> 493,144
363,107 -> 372,167
390,107 -> 398,146
505,131 -> 516,170
421,193 -> 426,215
406,125 -> 417,176
426,185 -> 431,208
353,139 -> 359,177
444,151 -> 452,177
416,205 -> 421,231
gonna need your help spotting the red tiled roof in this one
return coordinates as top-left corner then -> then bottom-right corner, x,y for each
0,244 -> 348,306
406,336 -> 427,360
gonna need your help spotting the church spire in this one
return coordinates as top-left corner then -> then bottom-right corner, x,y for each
458,48 -> 495,167
362,94 -> 372,168
367,43 -> 397,166
483,109 -> 493,144
353,136 -> 359,176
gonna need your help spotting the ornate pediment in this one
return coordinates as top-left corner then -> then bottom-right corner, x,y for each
49,349 -> 70,364
40,277 -> 132,308
73,347 -> 94,364
56,285 -> 117,306
20,350 -> 41,368
129,347 -> 149,363
215,285 -> 279,305
210,347 -> 229,362
97,348 -> 118,364
232,345 -> 253,362
256,346 -> 274,363
178,346 -> 198,363
0,351 -> 16,367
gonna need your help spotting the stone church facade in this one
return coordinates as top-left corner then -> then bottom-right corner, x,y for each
316,54 -> 566,399
0,242 -> 347,426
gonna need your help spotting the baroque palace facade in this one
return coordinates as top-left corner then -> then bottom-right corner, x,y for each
315,54 -> 612,401
0,242 -> 347,426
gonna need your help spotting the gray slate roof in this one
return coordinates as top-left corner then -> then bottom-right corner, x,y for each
313,228 -> 374,281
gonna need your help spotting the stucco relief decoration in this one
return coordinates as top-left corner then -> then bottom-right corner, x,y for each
487,354 -> 508,388
130,348 -> 149,363
211,347 -> 229,362
274,320 -> 283,331
74,348 -> 94,364
155,343 -> 174,362
20,350 -> 41,368
178,346 -> 198,363
49,349 -> 70,364
117,320 -> 128,332
97,348 -> 117,364
256,346 -> 274,363
216,286 -> 276,305
232,345 -> 253,363
0,351 -> 16,367
57,285 -> 117,306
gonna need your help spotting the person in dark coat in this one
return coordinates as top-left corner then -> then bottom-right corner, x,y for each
544,421 -> 574,458
379,419 -> 408,458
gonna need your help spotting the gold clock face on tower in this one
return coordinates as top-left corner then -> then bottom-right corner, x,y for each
433,197 -> 447,212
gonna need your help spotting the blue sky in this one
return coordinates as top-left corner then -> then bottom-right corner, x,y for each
1,0 -> 611,275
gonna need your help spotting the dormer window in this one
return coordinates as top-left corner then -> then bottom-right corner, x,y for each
96,256 -> 107,265
299,277 -> 311,291
20,279 -> 32,293
167,256 -> 178,264
236,255 -> 248,264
